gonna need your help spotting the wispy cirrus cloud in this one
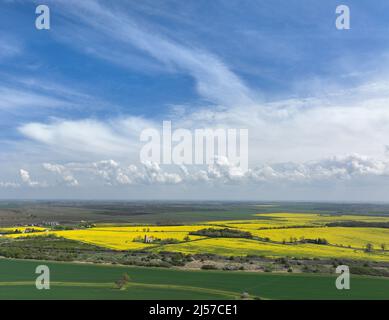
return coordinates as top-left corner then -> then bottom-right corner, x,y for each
0,86 -> 70,110
0,75 -> 110,112
47,0 -> 257,107
0,33 -> 21,60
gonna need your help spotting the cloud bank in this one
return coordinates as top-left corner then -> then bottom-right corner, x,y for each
1,154 -> 386,190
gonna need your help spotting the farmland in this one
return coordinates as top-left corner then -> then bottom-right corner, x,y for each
4,225 -> 213,250
209,212 -> 389,229
2,201 -> 389,226
156,238 -> 389,261
5,212 -> 389,261
0,258 -> 389,299
1,201 -> 389,299
251,227 -> 389,249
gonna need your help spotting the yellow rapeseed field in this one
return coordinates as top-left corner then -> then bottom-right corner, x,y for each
93,225 -> 217,233
0,226 -> 46,233
250,227 -> 389,249
5,212 -> 389,261
6,227 -> 205,250
153,238 -> 389,261
207,213 -> 389,229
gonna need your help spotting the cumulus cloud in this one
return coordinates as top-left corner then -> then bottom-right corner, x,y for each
42,163 -> 79,186
175,154 -> 389,185
19,169 -> 41,187
21,154 -> 389,189
86,159 -> 183,185
248,154 -> 389,183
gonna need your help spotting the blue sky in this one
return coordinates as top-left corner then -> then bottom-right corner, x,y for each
1,0 -> 389,200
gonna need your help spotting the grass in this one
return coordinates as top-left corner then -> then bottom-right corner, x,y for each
0,258 -> 389,299
0,283 -> 228,300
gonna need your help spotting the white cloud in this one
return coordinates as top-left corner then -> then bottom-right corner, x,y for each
175,154 -> 389,185
0,75 -> 112,113
18,116 -> 155,159
19,169 -> 42,187
0,181 -> 19,188
248,154 -> 389,183
175,79 -> 389,164
42,163 -> 79,186
0,86 -> 69,110
84,160 -> 183,185
19,78 -> 389,167
19,154 -> 389,190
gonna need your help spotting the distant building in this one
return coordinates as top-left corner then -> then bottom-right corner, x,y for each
144,235 -> 154,243
42,221 -> 59,227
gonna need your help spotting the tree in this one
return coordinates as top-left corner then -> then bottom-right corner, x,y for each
115,273 -> 130,289
381,243 -> 386,251
122,273 -> 130,282
240,292 -> 250,299
365,243 -> 374,253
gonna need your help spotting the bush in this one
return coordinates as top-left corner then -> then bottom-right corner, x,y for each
264,266 -> 273,272
304,238 -> 329,245
158,238 -> 180,244
240,292 -> 250,299
350,266 -> 389,277
201,264 -> 218,270
364,243 -> 374,253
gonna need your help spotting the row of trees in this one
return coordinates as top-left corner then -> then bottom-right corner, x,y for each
281,237 -> 328,245
365,243 -> 386,252
190,228 -> 253,239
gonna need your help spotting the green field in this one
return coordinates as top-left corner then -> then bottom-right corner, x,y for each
1,258 -> 389,299
2,201 -> 389,300
3,201 -> 389,226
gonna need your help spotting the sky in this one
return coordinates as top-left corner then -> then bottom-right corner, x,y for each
1,0 -> 389,201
